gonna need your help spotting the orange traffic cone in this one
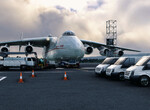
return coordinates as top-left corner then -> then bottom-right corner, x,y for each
18,72 -> 24,83
64,72 -> 68,80
31,70 -> 35,78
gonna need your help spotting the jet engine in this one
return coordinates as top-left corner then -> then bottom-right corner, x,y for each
114,50 -> 124,57
25,45 -> 33,53
0,46 -> 9,52
99,48 -> 109,56
85,46 -> 93,54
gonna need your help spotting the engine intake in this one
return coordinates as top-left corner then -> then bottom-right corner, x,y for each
25,45 -> 33,53
114,50 -> 124,57
1,46 -> 9,52
118,51 -> 124,56
99,49 -> 109,56
85,46 -> 93,54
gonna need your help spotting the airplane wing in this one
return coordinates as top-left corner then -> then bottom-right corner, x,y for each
81,39 -> 140,52
0,37 -> 51,47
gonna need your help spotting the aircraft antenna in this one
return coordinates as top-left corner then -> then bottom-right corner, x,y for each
19,32 -> 24,52
19,32 -> 24,40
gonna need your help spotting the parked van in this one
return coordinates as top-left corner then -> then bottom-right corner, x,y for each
124,56 -> 150,86
95,57 -> 118,75
0,57 -> 37,70
106,57 -> 140,80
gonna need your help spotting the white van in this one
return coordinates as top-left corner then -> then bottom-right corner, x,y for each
124,56 -> 150,86
95,57 -> 118,76
106,57 -> 139,80
0,57 -> 37,70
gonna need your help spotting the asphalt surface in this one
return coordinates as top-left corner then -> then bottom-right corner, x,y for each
0,63 -> 150,110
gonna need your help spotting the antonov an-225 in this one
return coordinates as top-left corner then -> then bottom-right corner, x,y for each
0,30 -> 140,66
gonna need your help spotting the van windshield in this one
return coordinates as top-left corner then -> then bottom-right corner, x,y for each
32,58 -> 36,61
136,57 -> 150,66
27,58 -> 31,61
102,58 -> 116,64
114,57 -> 127,65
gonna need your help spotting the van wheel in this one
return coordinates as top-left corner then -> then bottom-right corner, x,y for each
20,66 -> 27,70
0,65 -> 4,70
119,72 -> 124,81
139,76 -> 149,87
4,67 -> 9,70
76,63 -> 80,68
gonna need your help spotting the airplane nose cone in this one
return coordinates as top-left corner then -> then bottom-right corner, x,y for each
68,39 -> 85,58
52,36 -> 85,61
64,46 -> 84,59
55,42 -> 84,60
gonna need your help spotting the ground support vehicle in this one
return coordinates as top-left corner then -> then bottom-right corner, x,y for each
106,57 -> 140,80
0,57 -> 37,70
125,56 -> 150,87
95,57 -> 118,76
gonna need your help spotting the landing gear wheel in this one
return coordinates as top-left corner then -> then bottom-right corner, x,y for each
119,72 -> 124,81
139,76 -> 149,87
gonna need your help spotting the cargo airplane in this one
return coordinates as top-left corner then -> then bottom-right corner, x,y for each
0,30 -> 140,66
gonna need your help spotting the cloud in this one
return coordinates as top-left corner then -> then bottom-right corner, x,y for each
55,5 -> 66,11
0,0 -> 150,57
87,0 -> 104,10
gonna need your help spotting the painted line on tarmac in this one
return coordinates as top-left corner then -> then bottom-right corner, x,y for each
56,68 -> 64,69
0,71 -> 21,74
0,76 -> 7,81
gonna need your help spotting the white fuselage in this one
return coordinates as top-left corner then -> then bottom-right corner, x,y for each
46,35 -> 85,63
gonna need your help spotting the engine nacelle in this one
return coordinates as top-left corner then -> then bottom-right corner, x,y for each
85,46 -> 93,55
25,45 -> 33,53
0,46 -> 9,52
99,48 -> 109,56
114,50 -> 124,57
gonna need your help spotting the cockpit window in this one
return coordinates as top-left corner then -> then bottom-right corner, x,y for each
62,31 -> 75,36
48,34 -> 52,37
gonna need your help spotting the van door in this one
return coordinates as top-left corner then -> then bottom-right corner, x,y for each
27,58 -> 33,66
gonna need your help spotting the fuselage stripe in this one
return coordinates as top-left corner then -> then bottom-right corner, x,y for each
48,48 -> 64,52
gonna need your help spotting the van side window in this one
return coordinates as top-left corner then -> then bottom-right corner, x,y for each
129,58 -> 135,66
144,61 -> 150,70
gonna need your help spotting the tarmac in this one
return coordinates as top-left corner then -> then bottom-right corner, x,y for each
0,63 -> 150,110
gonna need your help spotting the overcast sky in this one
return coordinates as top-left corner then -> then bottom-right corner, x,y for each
0,0 -> 150,57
